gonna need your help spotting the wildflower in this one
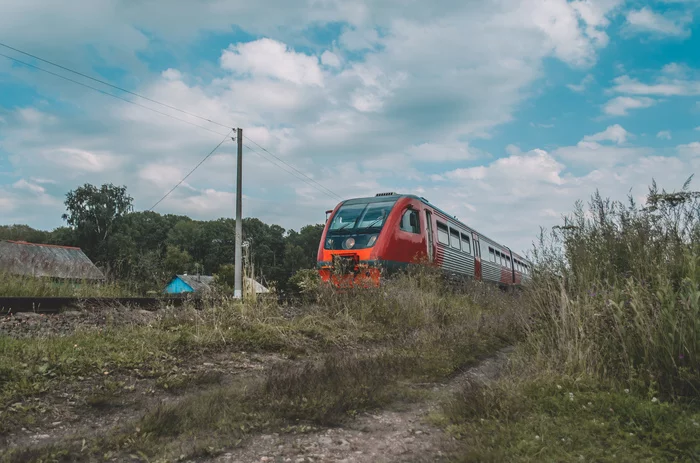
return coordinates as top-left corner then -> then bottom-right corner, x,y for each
679,354 -> 685,360
692,421 -> 698,427
629,433 -> 634,437
587,402 -> 592,406
624,389 -> 629,394
651,397 -> 658,403
557,385 -> 562,390
569,392 -> 574,401
535,435 -> 540,440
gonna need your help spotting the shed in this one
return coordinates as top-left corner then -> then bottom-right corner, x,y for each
0,240 -> 105,281
164,274 -> 269,294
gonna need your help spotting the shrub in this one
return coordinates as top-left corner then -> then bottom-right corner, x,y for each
524,178 -> 700,396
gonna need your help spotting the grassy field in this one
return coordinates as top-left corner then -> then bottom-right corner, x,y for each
3,181 -> 699,462
435,182 -> 700,461
0,267 -> 521,461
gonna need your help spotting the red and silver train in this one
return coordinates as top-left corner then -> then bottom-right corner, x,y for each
316,192 -> 532,287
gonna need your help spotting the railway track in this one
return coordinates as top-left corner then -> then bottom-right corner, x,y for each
0,296 -> 201,315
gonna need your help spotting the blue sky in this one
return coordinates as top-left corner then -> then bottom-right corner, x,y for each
1,0 -> 699,255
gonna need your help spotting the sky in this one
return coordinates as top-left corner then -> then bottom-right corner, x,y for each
0,0 -> 699,256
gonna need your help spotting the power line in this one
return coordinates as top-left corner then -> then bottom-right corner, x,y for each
0,44 -> 343,201
0,41 -> 235,131
0,52 -> 230,137
244,135 -> 343,201
243,143 -> 342,201
148,129 -> 234,211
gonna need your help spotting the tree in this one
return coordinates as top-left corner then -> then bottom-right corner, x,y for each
62,183 -> 133,260
164,245 -> 193,276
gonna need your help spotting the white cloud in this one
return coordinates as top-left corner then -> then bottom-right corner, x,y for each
567,74 -> 595,92
657,130 -> 672,140
611,73 -> 700,96
321,50 -> 341,68
678,142 -> 700,157
13,179 -> 45,194
625,7 -> 692,38
42,148 -> 124,173
531,122 -> 555,128
603,96 -> 656,115
554,141 -> 651,167
583,124 -> 630,144
220,38 -> 324,86
0,0 -> 628,247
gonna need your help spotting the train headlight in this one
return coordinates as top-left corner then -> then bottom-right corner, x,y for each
367,234 -> 377,247
342,237 -> 356,249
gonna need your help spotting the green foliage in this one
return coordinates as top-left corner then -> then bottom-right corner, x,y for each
62,183 -> 133,259
2,183 -> 325,294
0,272 -> 134,297
436,179 -> 700,461
524,178 -> 700,396
441,375 -> 700,462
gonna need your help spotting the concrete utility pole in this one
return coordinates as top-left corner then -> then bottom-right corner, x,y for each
234,127 -> 243,299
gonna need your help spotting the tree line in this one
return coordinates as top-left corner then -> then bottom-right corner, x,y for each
0,183 -> 324,293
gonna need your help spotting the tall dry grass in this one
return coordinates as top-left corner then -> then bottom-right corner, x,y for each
524,178 -> 700,396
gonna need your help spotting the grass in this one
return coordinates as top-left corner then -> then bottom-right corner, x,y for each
437,179 -> 700,461
0,272 -> 135,298
0,266 -> 522,461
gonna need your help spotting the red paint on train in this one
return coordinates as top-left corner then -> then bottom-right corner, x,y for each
317,193 -> 531,288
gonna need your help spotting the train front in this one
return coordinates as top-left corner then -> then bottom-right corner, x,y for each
316,195 -> 398,288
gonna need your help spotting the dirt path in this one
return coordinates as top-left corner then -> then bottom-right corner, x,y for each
213,346 -> 513,463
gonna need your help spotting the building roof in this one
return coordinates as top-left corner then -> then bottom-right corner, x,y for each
174,274 -> 270,294
177,274 -> 215,292
0,240 -> 105,280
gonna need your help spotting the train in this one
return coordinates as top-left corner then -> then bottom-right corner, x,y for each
316,192 -> 532,287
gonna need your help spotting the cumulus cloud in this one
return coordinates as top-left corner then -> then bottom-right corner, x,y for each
657,130 -> 672,140
611,72 -> 700,96
220,38 -> 324,86
624,7 -> 693,38
603,96 -> 656,115
583,124 -> 631,144
567,73 -> 595,92
0,0 -> 641,252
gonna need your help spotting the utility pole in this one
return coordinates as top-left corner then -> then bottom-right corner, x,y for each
234,127 -> 243,299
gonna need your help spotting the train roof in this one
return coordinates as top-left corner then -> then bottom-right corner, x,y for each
338,193 -> 531,263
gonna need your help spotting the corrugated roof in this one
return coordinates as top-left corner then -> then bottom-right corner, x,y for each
177,274 -> 215,292
175,274 -> 269,294
0,240 -> 105,280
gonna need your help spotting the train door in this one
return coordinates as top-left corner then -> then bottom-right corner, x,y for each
425,210 -> 434,262
472,233 -> 482,281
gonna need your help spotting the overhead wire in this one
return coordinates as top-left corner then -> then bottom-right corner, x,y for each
148,129 -> 234,211
243,143 -> 342,201
0,44 -> 343,201
0,41 -> 235,131
243,135 -> 343,201
0,52 -> 231,137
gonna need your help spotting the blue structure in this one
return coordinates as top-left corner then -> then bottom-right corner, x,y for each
164,274 -> 214,294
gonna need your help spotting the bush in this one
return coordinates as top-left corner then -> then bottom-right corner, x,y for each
524,178 -> 700,396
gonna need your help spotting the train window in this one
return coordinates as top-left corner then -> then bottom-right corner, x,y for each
461,233 -> 471,254
489,247 -> 496,262
400,209 -> 420,234
450,229 -> 461,250
437,222 -> 449,245
506,255 -> 511,268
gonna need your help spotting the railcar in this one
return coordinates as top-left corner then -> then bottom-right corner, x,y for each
316,192 -> 532,287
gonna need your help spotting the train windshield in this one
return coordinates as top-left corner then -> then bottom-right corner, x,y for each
328,200 -> 397,234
